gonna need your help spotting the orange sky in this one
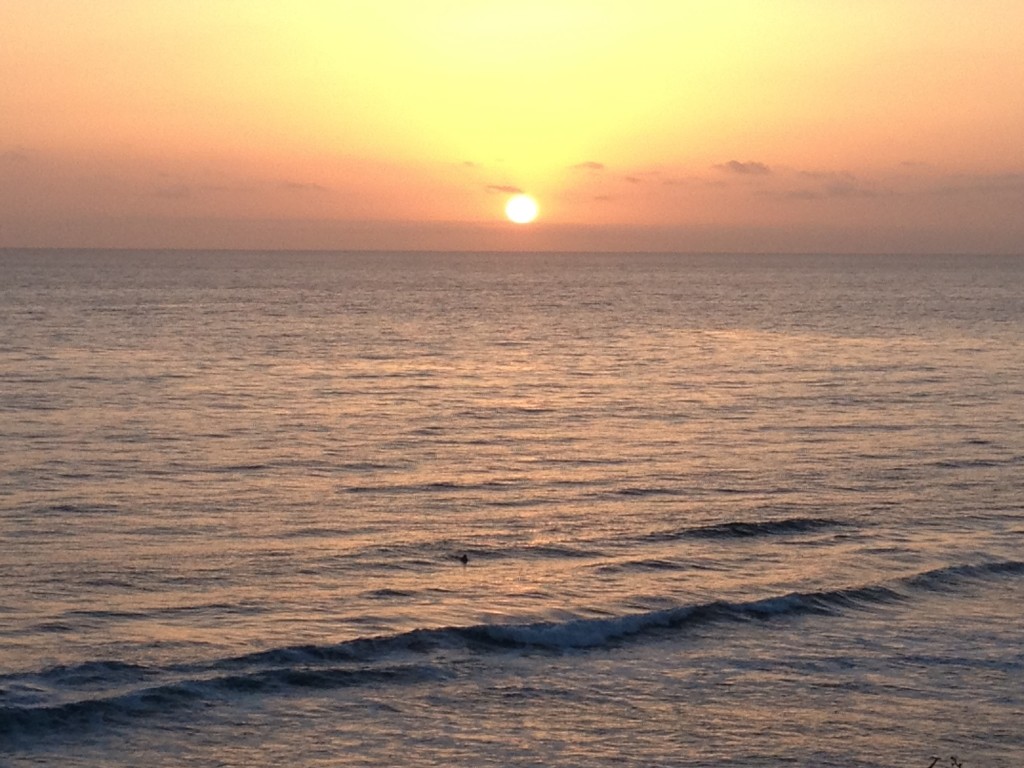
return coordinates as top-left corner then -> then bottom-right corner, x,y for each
2,1 -> 1023,252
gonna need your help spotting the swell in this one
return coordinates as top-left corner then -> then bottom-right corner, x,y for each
356,516 -> 846,566
647,515 -> 844,542
3,558 -> 1021,744
0,664 -> 437,744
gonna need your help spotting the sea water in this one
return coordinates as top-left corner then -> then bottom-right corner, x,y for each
1,250 -> 1022,767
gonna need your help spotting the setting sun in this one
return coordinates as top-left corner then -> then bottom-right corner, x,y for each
3,1 -> 1024,252
505,194 -> 539,224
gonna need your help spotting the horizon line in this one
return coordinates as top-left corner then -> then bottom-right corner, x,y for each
1,246 -> 1020,258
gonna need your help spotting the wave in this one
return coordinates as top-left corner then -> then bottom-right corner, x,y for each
932,455 -> 1024,469
591,558 -> 690,575
3,559 -> 1021,745
904,559 -> 1024,590
378,517 -> 845,568
649,516 -> 843,541
370,541 -> 608,563
451,559 -> 1024,655
610,486 -> 687,498
0,663 -> 439,744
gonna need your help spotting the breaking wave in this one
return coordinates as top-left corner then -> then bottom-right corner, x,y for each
3,558 -> 1020,745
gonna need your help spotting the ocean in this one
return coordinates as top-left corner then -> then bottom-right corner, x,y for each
1,249 -> 1022,767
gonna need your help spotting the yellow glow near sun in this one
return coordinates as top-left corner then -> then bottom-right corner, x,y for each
505,194 -> 539,224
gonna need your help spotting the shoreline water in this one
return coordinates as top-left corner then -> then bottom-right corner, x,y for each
2,250 -> 1021,766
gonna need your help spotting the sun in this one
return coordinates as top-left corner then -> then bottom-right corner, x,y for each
505,194 -> 539,224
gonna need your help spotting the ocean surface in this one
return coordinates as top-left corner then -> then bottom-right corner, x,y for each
1,249 -> 1022,767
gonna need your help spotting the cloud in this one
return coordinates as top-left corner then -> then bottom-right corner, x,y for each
152,178 -> 237,200
931,173 -> 1024,196
799,170 -> 855,182
715,160 -> 772,175
154,184 -> 192,200
486,184 -> 523,194
624,176 -> 643,184
660,175 -> 727,188
760,169 -> 884,200
571,161 -> 605,171
280,181 -> 329,192
822,180 -> 881,198
1,147 -> 32,164
765,168 -> 1024,203
771,180 -> 884,201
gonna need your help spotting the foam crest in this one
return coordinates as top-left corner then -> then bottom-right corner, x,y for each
3,559 -> 1020,745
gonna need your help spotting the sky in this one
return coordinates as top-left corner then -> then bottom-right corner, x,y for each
2,1 -> 1023,253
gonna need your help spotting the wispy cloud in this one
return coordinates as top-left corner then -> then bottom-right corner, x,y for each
280,181 -> 329,193
715,160 -> 772,175
153,184 -> 192,200
822,180 -> 882,198
772,179 -> 884,201
930,172 -> 1024,196
758,169 -> 884,200
761,167 -> 1024,203
571,161 -> 605,171
151,179 -> 233,199
799,170 -> 856,182
486,184 -> 523,194
1,147 -> 32,164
